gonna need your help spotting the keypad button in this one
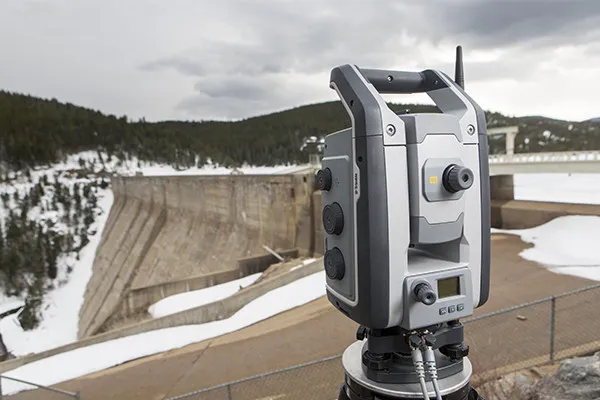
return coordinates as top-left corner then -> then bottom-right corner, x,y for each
457,304 -> 464,311
439,307 -> 447,315
448,305 -> 456,313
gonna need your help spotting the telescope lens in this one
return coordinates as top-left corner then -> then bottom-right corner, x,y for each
443,164 -> 474,193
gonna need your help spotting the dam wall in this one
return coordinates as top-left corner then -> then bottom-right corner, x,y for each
78,173 -> 315,339
79,172 -> 600,340
100,248 -> 300,333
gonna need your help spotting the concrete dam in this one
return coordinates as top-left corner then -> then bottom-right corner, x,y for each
78,173 -> 317,339
77,171 -> 600,340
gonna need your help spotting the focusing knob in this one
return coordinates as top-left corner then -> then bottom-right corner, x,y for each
414,283 -> 437,305
323,203 -> 344,235
443,164 -> 474,193
316,168 -> 333,191
324,247 -> 345,280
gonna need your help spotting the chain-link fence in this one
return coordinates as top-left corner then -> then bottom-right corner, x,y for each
167,355 -> 343,400
465,283 -> 600,382
168,284 -> 600,400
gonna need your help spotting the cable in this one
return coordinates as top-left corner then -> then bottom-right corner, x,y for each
409,335 -> 430,400
423,346 -> 443,400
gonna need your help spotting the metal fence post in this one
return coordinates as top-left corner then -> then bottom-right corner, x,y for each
227,383 -> 232,400
549,296 -> 556,365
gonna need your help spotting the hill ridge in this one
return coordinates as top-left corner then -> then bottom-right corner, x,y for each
1,90 -> 600,172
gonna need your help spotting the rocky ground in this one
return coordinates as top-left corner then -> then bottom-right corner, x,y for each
478,351 -> 600,400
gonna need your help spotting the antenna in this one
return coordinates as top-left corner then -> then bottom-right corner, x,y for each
455,45 -> 465,90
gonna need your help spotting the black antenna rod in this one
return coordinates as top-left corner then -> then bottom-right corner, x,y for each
455,45 -> 465,89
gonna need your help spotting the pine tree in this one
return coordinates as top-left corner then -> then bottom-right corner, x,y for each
18,275 -> 45,330
0,224 -> 4,254
0,224 -> 5,282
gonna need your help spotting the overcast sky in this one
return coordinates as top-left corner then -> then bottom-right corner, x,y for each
1,0 -> 599,122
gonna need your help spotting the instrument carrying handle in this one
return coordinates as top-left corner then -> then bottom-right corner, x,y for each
359,68 -> 429,94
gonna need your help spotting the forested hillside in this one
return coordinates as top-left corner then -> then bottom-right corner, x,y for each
3,90 -> 598,173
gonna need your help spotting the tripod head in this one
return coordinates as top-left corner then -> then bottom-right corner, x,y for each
319,46 -> 490,400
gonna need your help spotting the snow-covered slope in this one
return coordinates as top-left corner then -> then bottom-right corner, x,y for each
0,152 -> 115,356
0,151 -> 302,358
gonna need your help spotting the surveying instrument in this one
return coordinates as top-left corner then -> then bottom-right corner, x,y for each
317,46 -> 489,400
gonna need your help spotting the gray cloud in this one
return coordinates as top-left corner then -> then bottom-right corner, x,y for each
139,0 -> 600,119
193,77 -> 273,100
2,0 -> 599,122
426,0 -> 600,48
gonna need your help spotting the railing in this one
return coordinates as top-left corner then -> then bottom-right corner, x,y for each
165,283 -> 600,400
489,150 -> 600,164
0,374 -> 80,399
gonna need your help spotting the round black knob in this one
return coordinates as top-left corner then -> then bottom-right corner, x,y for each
324,247 -> 345,280
323,203 -> 344,235
414,283 -> 436,305
316,168 -> 333,191
443,164 -> 474,193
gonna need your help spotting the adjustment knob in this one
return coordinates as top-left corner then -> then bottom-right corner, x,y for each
324,247 -> 345,280
316,168 -> 333,191
323,203 -> 344,235
414,283 -> 437,305
443,164 -> 474,193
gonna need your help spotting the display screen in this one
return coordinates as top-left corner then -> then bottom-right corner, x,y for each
437,277 -> 460,298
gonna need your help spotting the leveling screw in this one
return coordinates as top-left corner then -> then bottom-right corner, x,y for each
386,124 -> 396,136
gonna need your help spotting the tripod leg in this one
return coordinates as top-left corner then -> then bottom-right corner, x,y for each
468,387 -> 486,400
338,384 -> 351,400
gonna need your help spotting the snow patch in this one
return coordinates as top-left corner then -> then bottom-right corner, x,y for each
514,173 -> 600,205
148,273 -> 262,319
290,258 -> 318,272
492,216 -> 600,281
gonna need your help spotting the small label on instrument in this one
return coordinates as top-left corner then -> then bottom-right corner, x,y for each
429,176 -> 438,185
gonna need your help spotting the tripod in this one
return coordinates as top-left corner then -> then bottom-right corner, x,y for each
336,321 -> 486,400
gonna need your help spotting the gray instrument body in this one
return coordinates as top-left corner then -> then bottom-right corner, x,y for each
320,65 -> 490,331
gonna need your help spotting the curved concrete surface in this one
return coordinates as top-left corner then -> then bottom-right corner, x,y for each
78,174 -> 315,339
